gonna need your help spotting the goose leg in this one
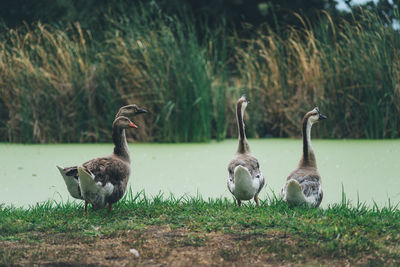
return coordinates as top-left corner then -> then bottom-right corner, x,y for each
237,199 -> 242,207
107,203 -> 113,215
254,195 -> 259,206
84,200 -> 88,216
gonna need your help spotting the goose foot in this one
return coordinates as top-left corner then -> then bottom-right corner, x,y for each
84,200 -> 88,217
254,195 -> 259,206
237,199 -> 242,207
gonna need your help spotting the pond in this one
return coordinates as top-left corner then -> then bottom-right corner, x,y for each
1,139 -> 399,208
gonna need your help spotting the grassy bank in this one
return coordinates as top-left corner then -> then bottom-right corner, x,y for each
0,7 -> 399,143
1,193 -> 399,266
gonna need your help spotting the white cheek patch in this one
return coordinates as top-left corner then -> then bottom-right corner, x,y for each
309,114 -> 319,124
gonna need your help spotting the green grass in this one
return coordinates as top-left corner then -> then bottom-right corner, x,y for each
1,190 -> 399,265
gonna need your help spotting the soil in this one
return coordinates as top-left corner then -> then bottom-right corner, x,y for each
0,226 -> 364,266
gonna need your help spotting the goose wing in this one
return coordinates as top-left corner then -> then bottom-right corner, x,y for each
255,171 -> 265,195
81,156 -> 130,187
228,154 -> 260,178
77,157 -> 130,208
298,175 -> 323,207
298,175 -> 321,196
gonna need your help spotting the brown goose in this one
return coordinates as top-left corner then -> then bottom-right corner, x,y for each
57,104 -> 147,200
227,95 -> 265,206
57,105 -> 147,214
282,107 -> 327,207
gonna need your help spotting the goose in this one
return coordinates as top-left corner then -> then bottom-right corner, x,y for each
57,104 -> 147,201
227,95 -> 265,206
282,107 -> 327,208
58,116 -> 138,215
57,105 -> 147,214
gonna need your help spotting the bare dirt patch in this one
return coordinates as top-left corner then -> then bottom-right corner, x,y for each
0,226 -> 388,266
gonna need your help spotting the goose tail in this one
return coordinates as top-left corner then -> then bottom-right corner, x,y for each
284,179 -> 307,206
56,165 -> 83,200
233,165 -> 256,200
78,166 -> 107,209
78,166 -> 115,209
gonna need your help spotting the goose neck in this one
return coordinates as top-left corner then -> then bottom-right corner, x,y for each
112,126 -> 130,162
237,102 -> 250,154
301,118 -> 316,167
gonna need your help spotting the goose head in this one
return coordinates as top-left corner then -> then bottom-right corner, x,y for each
113,116 -> 139,129
305,107 -> 327,124
237,94 -> 249,114
116,104 -> 148,118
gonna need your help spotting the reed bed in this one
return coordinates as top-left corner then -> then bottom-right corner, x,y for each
0,23 -> 118,143
0,9 -> 398,143
237,11 -> 400,138
101,8 -> 231,142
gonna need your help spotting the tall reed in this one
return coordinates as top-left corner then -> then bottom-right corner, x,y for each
0,9 -> 399,143
0,23 -> 120,143
236,11 -> 400,138
101,5 -> 231,142
0,7 -> 231,143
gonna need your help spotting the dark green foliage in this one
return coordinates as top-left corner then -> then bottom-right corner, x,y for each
0,0 -> 334,31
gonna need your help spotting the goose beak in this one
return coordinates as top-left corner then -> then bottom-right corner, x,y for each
136,107 -> 148,114
318,114 -> 327,120
129,121 -> 138,128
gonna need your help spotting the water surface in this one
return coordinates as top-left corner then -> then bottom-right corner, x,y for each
1,139 -> 399,208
